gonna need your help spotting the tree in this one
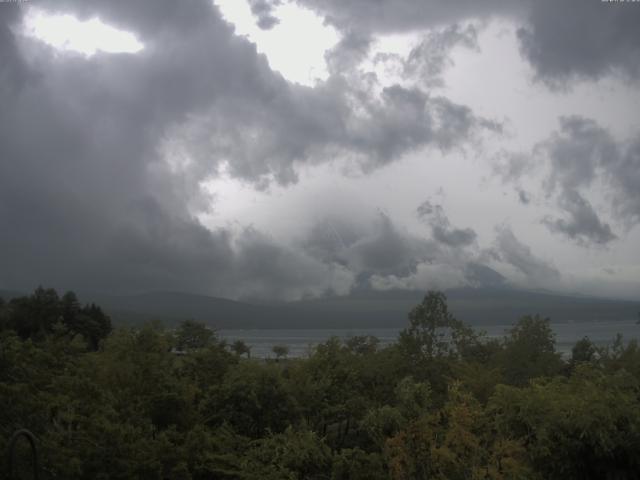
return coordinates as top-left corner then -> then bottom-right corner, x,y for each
238,427 -> 332,479
272,344 -> 289,361
571,336 -> 598,365
490,365 -> 640,479
175,319 -> 215,351
231,339 -> 251,358
397,291 -> 479,398
202,363 -> 298,437
499,315 -> 563,386
399,291 -> 454,360
398,291 -> 477,361
60,291 -> 81,324
345,335 -> 380,355
0,297 -> 7,331
75,303 -> 112,350
6,286 -> 61,339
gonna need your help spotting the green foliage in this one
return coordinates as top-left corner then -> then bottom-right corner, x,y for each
175,319 -> 215,351
272,344 -> 289,360
399,291 -> 457,360
1,287 -> 639,479
499,314 -> 564,386
202,362 -> 298,438
2,287 -> 111,349
571,336 -> 599,366
239,427 -> 332,479
231,339 -> 251,358
490,365 -> 640,479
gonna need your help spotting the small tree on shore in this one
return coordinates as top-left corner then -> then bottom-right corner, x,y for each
272,344 -> 289,361
232,339 -> 251,358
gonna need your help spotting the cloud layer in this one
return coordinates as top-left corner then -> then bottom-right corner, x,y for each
0,0 -> 638,301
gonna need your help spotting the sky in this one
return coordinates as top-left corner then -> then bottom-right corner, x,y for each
0,0 -> 639,301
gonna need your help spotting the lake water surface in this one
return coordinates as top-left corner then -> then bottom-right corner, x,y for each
220,320 -> 640,358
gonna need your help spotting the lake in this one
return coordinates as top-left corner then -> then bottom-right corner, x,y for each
220,320 -> 640,358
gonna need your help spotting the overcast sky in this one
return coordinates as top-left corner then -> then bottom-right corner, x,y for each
1,0 -> 639,301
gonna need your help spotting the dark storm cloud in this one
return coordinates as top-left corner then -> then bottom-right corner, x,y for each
540,116 -> 640,230
0,4 -> 28,91
3,0 -> 633,300
417,201 -> 477,248
542,190 -> 617,246
170,80 -> 500,186
324,29 -> 372,73
302,211 -> 519,293
1,0 -> 264,295
295,0 -> 524,33
345,214 -> 432,276
302,214 -> 439,280
498,116 -> 640,246
1,0 -> 497,299
542,116 -> 617,192
328,22 -> 478,88
492,226 -> 561,285
517,0 -> 640,85
299,0 -> 640,88
0,0 -> 350,299
226,228 -> 353,301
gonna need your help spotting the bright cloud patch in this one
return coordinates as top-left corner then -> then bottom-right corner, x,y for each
22,7 -> 144,56
215,0 -> 339,86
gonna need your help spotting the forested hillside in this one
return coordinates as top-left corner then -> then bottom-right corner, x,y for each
2,288 -> 640,479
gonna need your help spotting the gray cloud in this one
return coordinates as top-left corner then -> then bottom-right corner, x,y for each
517,0 -> 640,85
362,203 -> 503,291
1,0 -> 637,301
0,1 -> 354,299
517,189 -> 530,205
541,116 -> 640,228
0,0 -> 501,300
404,23 -> 479,88
1,1 -> 262,294
358,22 -> 480,90
542,189 -> 617,246
498,116 -> 640,246
296,0 -> 523,33
169,80 -> 500,186
344,214 -> 432,276
1,5 -> 28,92
464,262 -> 506,288
492,151 -> 537,184
299,0 -> 640,88
368,221 -> 558,293
247,0 -> 282,30
302,214 -> 439,281
417,200 -> 477,248
493,226 -> 561,286
227,228 -> 354,301
542,116 -> 617,192
324,29 -> 372,73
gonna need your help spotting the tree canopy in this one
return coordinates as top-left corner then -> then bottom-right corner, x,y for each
1,288 -> 639,479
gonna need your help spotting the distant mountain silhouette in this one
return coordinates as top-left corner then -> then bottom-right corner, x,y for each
85,287 -> 640,329
2,287 -> 638,329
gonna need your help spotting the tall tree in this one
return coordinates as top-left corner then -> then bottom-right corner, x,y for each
175,319 -> 215,351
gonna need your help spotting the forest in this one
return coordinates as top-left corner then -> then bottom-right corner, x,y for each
1,287 -> 640,479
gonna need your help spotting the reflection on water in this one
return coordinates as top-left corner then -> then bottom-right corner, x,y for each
220,320 -> 639,359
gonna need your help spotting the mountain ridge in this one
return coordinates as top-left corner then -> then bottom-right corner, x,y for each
3,287 -> 638,329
